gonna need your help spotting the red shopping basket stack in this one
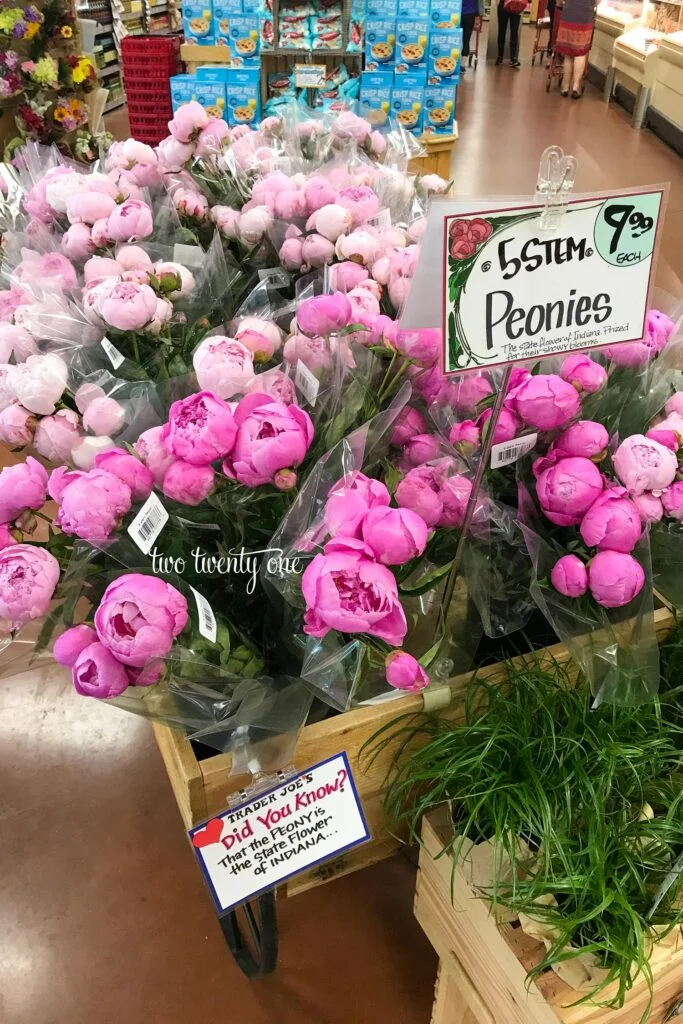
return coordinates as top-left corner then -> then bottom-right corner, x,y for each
121,35 -> 181,146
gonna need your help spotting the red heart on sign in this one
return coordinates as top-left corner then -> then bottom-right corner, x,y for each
192,818 -> 224,849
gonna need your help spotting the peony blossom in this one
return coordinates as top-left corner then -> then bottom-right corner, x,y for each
135,425 -> 176,486
536,457 -> 603,526
0,544 -> 60,635
163,391 -> 237,466
297,293 -> 352,336
8,353 -> 67,415
588,550 -> 645,608
223,394 -> 313,487
53,624 -> 98,667
162,460 -> 214,505
302,536 -> 407,646
0,457 -> 48,524
550,554 -> 588,598
512,374 -> 581,431
94,574 -> 188,667
82,396 -> 125,437
55,468 -> 132,543
324,472 -> 391,539
662,481 -> 683,520
97,281 -> 157,331
552,420 -> 609,460
613,434 -> 678,495
579,488 -> 642,553
361,505 -> 428,565
0,404 -> 35,446
560,354 -> 607,394
193,336 -> 255,400
385,651 -> 429,693
94,448 -> 153,502
72,641 -> 129,698
107,199 -> 153,243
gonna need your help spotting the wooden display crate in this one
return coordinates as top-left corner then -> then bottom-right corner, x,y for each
409,126 -> 458,179
153,603 -> 674,899
180,42 -> 231,74
416,804 -> 683,1024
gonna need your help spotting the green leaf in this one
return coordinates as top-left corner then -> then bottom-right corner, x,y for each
399,559 -> 453,597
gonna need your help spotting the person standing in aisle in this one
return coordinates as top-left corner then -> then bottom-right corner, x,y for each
496,0 -> 524,68
461,0 -> 484,72
555,0 -> 596,97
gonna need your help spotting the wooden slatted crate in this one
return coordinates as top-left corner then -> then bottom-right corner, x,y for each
416,807 -> 683,1024
409,127 -> 459,178
152,603 -> 675,899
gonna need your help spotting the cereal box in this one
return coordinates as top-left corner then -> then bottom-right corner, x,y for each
182,0 -> 215,43
213,1 -> 238,43
423,81 -> 455,134
359,70 -> 393,129
196,64 -> 231,82
195,79 -> 228,120
428,0 -> 462,31
427,27 -> 462,83
395,18 -> 429,71
170,73 -> 197,111
226,67 -> 261,126
228,14 -> 260,64
397,0 -> 429,17
391,72 -> 424,134
366,0 -> 396,16
365,20 -> 396,70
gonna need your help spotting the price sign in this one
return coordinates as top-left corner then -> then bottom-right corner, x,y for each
294,64 -> 327,88
440,188 -> 664,374
188,753 -> 370,913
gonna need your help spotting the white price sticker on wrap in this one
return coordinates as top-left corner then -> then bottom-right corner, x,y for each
101,336 -> 125,369
294,359 -> 319,407
490,432 -> 538,469
127,492 -> 169,554
188,753 -> 370,913
190,585 -> 217,643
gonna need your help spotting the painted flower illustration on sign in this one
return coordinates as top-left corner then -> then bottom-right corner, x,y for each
449,217 -> 493,260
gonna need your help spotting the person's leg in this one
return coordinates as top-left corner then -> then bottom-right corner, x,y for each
497,2 -> 508,60
561,54 -> 573,93
509,12 -> 521,63
572,52 -> 587,91
461,12 -> 476,55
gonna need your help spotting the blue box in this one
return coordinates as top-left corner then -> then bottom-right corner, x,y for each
212,0 -> 240,42
170,73 -> 197,111
427,27 -> 462,82
194,79 -> 228,119
182,0 -> 215,43
397,0 -> 429,17
390,79 -> 424,134
428,0 -> 462,30
242,0 -> 260,11
228,14 -> 261,64
226,67 -> 261,126
359,70 -> 393,128
366,0 -> 396,16
365,20 -> 396,70
395,18 -> 429,71
196,64 -> 230,82
423,81 -> 455,133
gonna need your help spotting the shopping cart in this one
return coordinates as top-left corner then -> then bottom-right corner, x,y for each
531,0 -> 552,64
467,15 -> 483,68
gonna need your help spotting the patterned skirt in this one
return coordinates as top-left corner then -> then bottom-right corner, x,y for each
555,18 -> 593,55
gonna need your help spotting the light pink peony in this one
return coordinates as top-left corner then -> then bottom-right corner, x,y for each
279,236 -> 304,269
579,488 -> 642,553
312,204 -> 353,242
550,554 -> 588,598
61,222 -> 96,260
210,205 -> 241,239
7,353 -> 68,415
512,374 -> 581,431
153,261 -> 195,300
536,457 -> 603,526
385,651 -> 429,693
168,100 -> 210,143
588,550 -> 645,608
157,135 -> 195,172
304,176 -> 338,213
247,368 -> 295,405
337,186 -> 381,227
163,391 -> 236,466
173,188 -> 209,221
55,468 -> 132,543
107,200 -> 153,243
162,460 -> 214,505
613,434 -> 678,495
361,505 -> 428,565
329,262 -> 370,293
195,117 -> 231,158
67,190 -> 116,225
84,255 -> 123,286
0,544 -> 60,635
633,492 -> 664,523
283,333 -> 330,373
71,436 -> 116,470
302,536 -> 407,646
222,393 -> 313,487
0,457 -> 48,524
97,281 -> 157,331
239,206 -> 273,246
336,229 -> 381,266
662,482 -> 683,520
193,336 -> 255,399
82,396 -> 126,437
0,404 -> 36,446
665,393 -> 683,419
394,328 -> 441,367
95,573 -> 188,667
301,233 -> 335,268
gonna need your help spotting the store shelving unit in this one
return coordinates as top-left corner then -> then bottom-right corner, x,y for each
78,2 -> 126,113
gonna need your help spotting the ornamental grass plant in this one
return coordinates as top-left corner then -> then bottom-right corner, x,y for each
369,625 -> 683,1016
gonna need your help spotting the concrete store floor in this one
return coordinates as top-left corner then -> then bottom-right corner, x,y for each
1,25 -> 682,1024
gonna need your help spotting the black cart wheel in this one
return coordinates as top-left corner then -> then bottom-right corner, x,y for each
220,891 -> 278,977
